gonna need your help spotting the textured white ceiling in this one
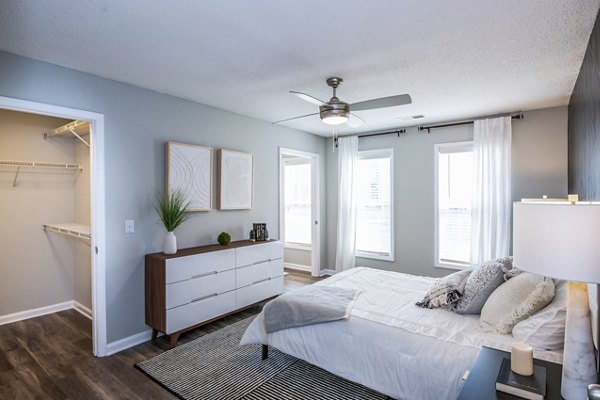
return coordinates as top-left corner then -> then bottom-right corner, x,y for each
0,0 -> 598,136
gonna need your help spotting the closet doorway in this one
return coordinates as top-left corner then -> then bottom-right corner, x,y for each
279,148 -> 320,277
0,96 -> 106,356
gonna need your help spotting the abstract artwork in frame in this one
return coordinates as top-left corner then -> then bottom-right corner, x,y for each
218,149 -> 253,210
166,142 -> 213,211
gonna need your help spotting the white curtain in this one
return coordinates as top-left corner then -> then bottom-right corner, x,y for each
470,116 -> 512,266
335,136 -> 358,272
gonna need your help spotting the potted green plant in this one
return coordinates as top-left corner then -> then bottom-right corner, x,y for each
155,188 -> 190,254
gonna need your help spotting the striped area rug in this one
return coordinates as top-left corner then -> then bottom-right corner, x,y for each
136,317 -> 387,400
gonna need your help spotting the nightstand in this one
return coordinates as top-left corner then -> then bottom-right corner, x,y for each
458,346 -> 563,399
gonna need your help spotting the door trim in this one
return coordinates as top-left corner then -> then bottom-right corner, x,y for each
279,147 -> 320,277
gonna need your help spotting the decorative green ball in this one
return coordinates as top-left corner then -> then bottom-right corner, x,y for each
217,232 -> 231,245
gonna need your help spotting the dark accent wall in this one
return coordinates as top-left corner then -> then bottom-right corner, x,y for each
569,12 -> 600,200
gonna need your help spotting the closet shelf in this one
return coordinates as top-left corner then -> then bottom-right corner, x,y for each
1,160 -> 83,187
0,160 -> 83,170
44,120 -> 90,148
43,223 -> 91,241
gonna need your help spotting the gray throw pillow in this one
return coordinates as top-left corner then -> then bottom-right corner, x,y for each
416,269 -> 472,309
454,256 -> 513,314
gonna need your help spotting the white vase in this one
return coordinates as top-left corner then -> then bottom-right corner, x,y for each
164,231 -> 177,255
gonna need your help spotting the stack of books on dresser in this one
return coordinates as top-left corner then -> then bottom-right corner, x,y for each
496,358 -> 546,400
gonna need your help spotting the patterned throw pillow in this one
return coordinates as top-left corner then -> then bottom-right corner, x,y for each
415,269 -> 472,309
454,257 -> 513,314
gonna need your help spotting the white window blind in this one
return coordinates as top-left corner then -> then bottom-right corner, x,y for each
355,149 -> 393,260
436,143 -> 473,267
284,162 -> 312,245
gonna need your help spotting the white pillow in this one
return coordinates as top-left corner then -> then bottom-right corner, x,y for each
512,280 -> 567,350
480,272 -> 555,334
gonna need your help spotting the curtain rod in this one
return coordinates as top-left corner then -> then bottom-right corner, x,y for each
333,128 -> 406,147
417,113 -> 523,133
333,112 -> 523,146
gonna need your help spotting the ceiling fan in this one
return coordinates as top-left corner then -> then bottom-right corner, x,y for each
275,77 -> 412,127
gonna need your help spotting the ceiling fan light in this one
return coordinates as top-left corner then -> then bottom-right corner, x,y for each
320,104 -> 349,125
322,114 -> 348,125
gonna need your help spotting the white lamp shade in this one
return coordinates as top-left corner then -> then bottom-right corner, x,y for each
513,201 -> 600,283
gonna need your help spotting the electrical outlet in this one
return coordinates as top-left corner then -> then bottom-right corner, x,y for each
125,219 -> 134,234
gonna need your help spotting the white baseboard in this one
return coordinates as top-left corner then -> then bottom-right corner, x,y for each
319,268 -> 335,277
285,262 -> 312,271
0,301 -> 74,326
106,329 -> 155,356
0,300 -> 93,326
73,301 -> 93,320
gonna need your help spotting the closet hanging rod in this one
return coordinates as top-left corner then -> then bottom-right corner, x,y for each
0,160 -> 82,170
417,113 -> 523,133
43,223 -> 91,242
44,119 -> 91,147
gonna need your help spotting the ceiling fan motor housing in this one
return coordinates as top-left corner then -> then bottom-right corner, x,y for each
320,100 -> 350,125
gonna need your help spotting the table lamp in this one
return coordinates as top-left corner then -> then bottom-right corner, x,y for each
513,200 -> 600,400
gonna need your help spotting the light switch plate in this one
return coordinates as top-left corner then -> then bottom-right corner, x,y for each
125,219 -> 134,234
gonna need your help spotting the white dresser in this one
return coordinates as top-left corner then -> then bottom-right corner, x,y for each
145,240 -> 283,346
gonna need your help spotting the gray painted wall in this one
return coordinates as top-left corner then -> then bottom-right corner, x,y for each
284,247 -> 311,268
0,51 -> 327,342
326,106 -> 568,277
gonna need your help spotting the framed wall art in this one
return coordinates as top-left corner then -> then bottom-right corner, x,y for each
166,141 -> 213,211
218,149 -> 253,210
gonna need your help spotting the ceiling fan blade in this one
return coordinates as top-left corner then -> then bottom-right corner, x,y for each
272,111 -> 320,124
290,90 -> 327,106
346,112 -> 365,128
350,94 -> 412,112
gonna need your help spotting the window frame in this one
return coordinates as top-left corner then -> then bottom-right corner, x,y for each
355,148 -> 395,262
433,141 -> 473,270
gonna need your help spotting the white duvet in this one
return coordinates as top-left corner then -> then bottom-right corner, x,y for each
241,267 -> 563,400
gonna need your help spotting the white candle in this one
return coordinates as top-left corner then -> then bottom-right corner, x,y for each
511,342 -> 534,376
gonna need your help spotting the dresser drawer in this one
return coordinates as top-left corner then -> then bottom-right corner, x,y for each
235,276 -> 283,309
166,291 -> 236,334
236,241 -> 283,267
165,249 -> 235,284
236,258 -> 284,289
166,269 -> 235,310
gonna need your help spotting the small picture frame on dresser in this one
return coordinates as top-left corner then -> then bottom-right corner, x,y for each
253,223 -> 267,241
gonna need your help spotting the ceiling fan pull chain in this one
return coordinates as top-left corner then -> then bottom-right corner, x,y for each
331,126 -> 337,152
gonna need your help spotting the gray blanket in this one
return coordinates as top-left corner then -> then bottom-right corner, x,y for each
262,284 -> 361,333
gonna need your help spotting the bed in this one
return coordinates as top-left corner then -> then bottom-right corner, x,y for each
241,267 -> 563,400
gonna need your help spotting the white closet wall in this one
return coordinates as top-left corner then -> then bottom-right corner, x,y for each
73,133 -> 91,310
0,109 -> 90,317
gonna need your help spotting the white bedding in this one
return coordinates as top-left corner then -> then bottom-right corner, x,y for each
241,267 -> 563,400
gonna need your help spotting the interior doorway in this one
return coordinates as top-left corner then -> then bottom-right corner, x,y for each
279,148 -> 320,277
0,95 -> 106,356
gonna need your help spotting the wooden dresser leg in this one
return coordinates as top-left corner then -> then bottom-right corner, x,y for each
169,332 -> 181,348
262,344 -> 269,360
151,329 -> 158,341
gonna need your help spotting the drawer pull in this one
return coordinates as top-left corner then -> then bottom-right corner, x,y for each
252,277 -> 271,285
191,271 -> 218,280
191,293 -> 218,303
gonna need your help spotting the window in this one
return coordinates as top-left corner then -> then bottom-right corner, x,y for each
435,142 -> 473,268
283,159 -> 312,246
355,149 -> 393,260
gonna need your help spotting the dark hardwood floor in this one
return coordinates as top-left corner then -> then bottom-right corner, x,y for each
0,271 -> 321,400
